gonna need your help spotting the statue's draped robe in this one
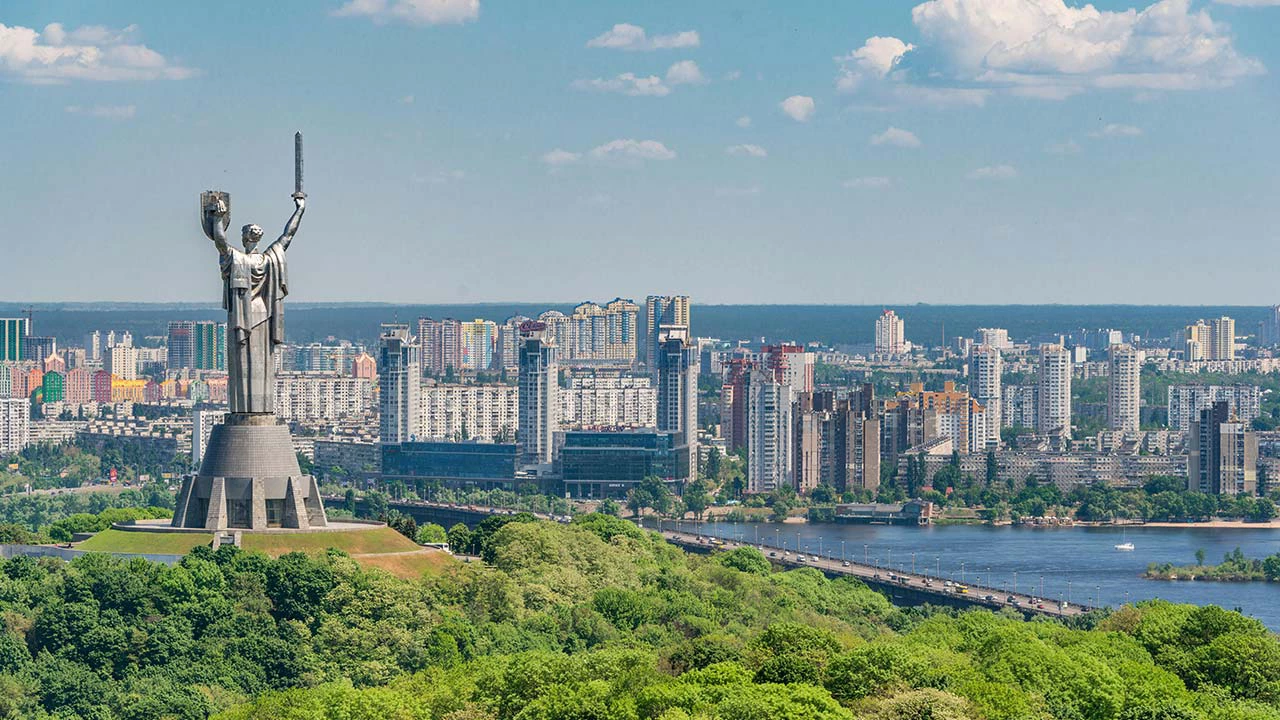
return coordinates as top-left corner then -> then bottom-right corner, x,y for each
220,243 -> 288,413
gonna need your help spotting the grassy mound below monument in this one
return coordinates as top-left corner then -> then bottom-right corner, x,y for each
239,526 -> 421,556
76,529 -> 214,554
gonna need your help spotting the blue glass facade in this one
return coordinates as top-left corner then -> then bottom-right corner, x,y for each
560,430 -> 683,499
382,441 -> 517,490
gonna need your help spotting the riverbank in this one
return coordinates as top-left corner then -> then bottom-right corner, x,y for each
1138,518 -> 1280,529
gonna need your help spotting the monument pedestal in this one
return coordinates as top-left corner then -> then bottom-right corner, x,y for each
172,413 -> 328,530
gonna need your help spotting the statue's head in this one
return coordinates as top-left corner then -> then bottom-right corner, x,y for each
241,224 -> 265,252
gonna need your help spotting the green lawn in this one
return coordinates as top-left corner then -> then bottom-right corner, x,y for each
240,526 -> 420,556
76,529 -> 213,554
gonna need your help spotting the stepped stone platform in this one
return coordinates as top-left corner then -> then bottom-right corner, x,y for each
171,413 -> 328,531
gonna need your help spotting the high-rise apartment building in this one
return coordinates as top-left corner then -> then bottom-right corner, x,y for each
874,310 -> 906,355
656,332 -> 699,481
1183,318 -> 1235,361
63,367 -> 91,404
561,372 -> 656,428
167,321 -> 195,370
1107,344 -> 1143,433
970,345 -> 1002,450
762,344 -> 814,395
565,299 -> 640,363
420,383 -> 519,442
496,316 -> 529,372
22,337 -> 55,365
792,387 -> 880,495
459,319 -> 497,371
418,317 -> 463,377
518,321 -> 558,468
746,370 -> 792,494
1036,344 -> 1072,440
1209,317 -> 1235,361
275,373 -> 375,422
107,344 -> 138,381
721,358 -> 756,453
1183,320 -> 1209,361
1167,384 -> 1261,433
881,381 -> 987,459
1188,401 -> 1256,496
644,295 -> 690,371
0,319 -> 28,364
193,321 -> 227,371
975,328 -> 1011,350
84,331 -> 101,363
1260,306 -> 1280,347
91,370 -> 113,403
0,398 -> 30,457
378,324 -> 420,445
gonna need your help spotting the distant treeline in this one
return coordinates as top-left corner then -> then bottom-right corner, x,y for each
1,302 -> 1272,349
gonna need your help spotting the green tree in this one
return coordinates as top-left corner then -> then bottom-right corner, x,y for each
682,479 -> 711,520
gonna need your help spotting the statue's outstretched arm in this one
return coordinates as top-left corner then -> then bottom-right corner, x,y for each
274,194 -> 306,251
204,200 -> 230,255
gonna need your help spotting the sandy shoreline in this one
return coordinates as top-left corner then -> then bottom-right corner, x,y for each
1129,519 -> 1280,530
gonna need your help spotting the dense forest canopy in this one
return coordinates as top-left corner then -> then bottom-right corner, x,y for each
0,514 -> 1270,718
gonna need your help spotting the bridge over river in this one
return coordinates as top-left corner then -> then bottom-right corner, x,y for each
654,528 -> 1096,619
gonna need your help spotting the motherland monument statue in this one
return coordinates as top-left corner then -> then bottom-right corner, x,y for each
171,134 -> 328,532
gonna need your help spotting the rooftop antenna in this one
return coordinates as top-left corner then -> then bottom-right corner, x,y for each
20,306 -> 34,335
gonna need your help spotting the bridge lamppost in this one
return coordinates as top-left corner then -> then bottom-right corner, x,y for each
1040,575 -> 1045,598
775,528 -> 780,550
935,556 -> 940,579
1067,580 -> 1072,604
841,540 -> 846,562
887,548 -> 892,569
1013,571 -> 1018,594
864,544 -> 869,565
911,552 -> 916,575
818,537 -> 823,558
960,562 -> 966,584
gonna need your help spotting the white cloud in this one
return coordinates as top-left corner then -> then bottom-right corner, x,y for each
587,23 -> 699,51
967,164 -> 1018,180
844,176 -> 893,188
870,126 -> 922,148
836,36 -> 915,91
64,104 -> 136,118
588,139 -> 676,161
333,0 -> 479,25
909,0 -> 1264,94
724,70 -> 742,81
735,116 -> 752,128
1214,0 -> 1280,5
666,60 -> 706,85
0,23 -> 193,83
572,73 -> 669,96
1090,123 -> 1144,137
541,149 -> 582,166
780,95 -> 815,122
400,94 -> 415,104
726,144 -> 768,158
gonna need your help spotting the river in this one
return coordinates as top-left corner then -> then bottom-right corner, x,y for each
671,519 -> 1280,629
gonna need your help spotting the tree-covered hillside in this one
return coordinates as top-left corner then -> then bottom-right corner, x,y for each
0,514 -> 1275,718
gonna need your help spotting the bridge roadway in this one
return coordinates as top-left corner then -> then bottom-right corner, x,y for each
658,529 -> 1094,619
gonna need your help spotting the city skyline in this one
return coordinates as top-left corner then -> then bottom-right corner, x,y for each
3,1 -> 1280,305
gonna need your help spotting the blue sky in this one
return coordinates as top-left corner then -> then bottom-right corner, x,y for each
1,0 -> 1277,305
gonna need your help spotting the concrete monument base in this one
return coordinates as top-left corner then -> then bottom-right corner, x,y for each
172,413 -> 328,530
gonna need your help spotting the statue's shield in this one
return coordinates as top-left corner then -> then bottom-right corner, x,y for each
201,190 -> 231,232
